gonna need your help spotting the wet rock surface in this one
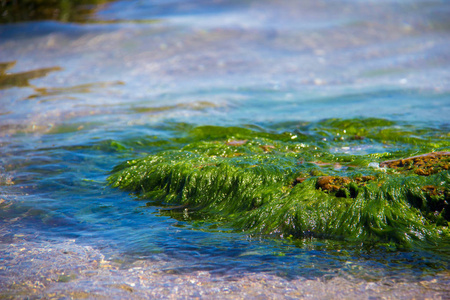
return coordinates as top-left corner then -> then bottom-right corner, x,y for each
380,152 -> 450,176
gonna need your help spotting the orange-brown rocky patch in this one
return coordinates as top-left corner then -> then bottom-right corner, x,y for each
316,176 -> 351,192
354,175 -> 376,184
380,152 -> 450,176
259,145 -> 275,152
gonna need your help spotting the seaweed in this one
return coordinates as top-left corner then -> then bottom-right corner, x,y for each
108,118 -> 450,249
0,61 -> 61,90
0,0 -> 115,23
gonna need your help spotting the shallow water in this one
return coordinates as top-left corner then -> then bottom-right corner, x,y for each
1,0 -> 450,298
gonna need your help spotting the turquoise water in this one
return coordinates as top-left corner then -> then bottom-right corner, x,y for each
1,0 -> 450,297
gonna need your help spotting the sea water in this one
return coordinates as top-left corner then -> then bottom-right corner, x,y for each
1,0 -> 450,298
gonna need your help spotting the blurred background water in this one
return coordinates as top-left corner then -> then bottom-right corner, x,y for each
1,0 -> 450,298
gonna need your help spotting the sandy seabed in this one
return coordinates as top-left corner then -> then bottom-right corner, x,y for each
1,236 -> 449,300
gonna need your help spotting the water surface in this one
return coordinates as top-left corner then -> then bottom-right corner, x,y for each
1,0 -> 450,298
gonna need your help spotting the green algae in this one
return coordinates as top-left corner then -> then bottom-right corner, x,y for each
130,101 -> 221,114
108,118 -> 450,249
0,61 -> 61,90
0,0 -> 115,23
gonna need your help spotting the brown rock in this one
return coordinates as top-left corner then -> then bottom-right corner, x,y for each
316,176 -> 350,192
380,152 -> 450,176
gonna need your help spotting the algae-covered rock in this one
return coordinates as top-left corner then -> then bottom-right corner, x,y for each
108,119 -> 450,249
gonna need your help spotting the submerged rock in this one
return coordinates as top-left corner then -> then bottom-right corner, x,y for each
108,119 -> 450,249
